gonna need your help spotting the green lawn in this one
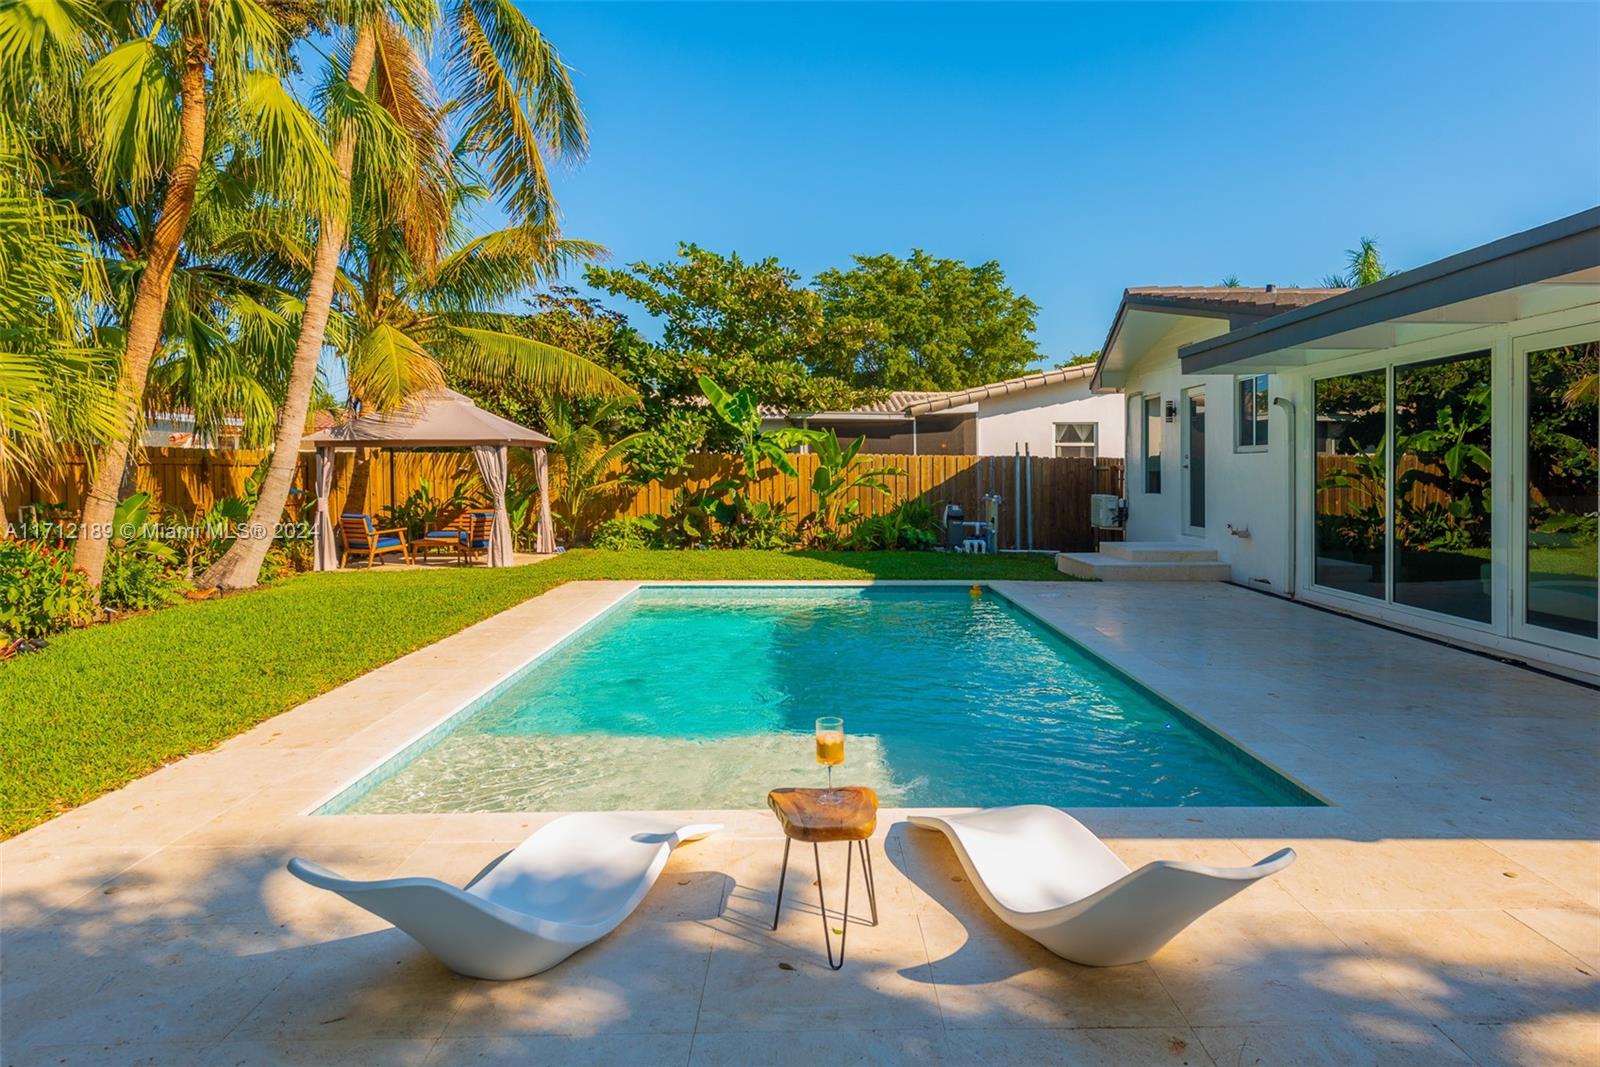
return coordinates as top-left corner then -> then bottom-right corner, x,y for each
0,550 -> 1073,837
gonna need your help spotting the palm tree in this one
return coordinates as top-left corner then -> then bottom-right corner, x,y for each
1323,236 -> 1392,288
202,0 -> 593,589
0,0 -> 338,586
536,394 -> 642,542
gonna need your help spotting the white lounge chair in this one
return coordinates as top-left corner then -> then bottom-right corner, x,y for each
288,814 -> 720,980
908,805 -> 1294,967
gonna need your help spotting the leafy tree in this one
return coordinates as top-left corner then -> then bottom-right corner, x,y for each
1055,350 -> 1099,369
586,243 -> 827,367
812,250 -> 1040,390
1219,274 -> 1243,288
584,244 -> 863,479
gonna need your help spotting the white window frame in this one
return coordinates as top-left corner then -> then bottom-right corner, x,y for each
1053,422 -> 1097,459
1236,373 -> 1269,452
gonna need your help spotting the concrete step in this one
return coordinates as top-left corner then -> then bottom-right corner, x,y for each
1056,552 -> 1232,581
1098,541 -> 1221,562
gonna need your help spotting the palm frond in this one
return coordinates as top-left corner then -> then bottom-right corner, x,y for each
370,15 -> 452,265
0,0 -> 107,98
81,36 -> 178,198
440,325 -> 630,398
321,37 -> 417,203
444,0 -> 586,223
424,225 -> 602,311
346,321 -> 445,410
233,70 -> 345,217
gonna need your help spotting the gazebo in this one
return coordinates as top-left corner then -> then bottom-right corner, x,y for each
304,389 -> 555,570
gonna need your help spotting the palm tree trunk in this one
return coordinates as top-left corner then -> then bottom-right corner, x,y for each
199,23 -> 378,591
74,32 -> 209,589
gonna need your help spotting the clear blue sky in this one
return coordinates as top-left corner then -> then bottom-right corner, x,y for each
520,1 -> 1599,365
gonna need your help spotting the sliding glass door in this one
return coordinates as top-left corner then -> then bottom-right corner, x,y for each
1313,369 -> 1387,599
1522,336 -> 1598,643
1312,351 -> 1494,622
1311,331 -> 1600,654
1392,351 -> 1493,623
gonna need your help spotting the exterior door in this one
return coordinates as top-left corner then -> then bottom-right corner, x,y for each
1512,328 -> 1599,655
1183,387 -> 1206,533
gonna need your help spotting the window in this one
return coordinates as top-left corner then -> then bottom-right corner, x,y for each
1053,423 -> 1096,459
1143,395 -> 1162,493
1237,374 -> 1269,450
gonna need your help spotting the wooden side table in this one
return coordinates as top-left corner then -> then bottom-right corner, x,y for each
766,787 -> 879,969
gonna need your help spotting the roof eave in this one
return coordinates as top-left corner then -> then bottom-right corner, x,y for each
1179,207 -> 1600,373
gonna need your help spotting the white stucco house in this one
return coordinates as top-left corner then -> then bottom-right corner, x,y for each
764,364 -> 1126,458
1066,208 -> 1599,680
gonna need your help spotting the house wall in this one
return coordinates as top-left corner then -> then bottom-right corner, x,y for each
973,377 -> 1126,458
1116,301 -> 1600,678
799,413 -> 974,455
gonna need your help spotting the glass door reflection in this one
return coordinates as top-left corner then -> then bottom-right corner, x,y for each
1525,340 -> 1599,639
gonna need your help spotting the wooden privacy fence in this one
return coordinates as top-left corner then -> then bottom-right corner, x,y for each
5,449 -> 1124,551
1313,455 -> 1462,516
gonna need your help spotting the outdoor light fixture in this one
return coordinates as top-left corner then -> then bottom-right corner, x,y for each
1164,400 -> 1177,423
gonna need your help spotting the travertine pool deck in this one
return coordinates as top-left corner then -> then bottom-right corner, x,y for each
2,580 -> 1596,1066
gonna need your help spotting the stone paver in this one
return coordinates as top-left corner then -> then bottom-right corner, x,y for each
2,579 -> 1596,1066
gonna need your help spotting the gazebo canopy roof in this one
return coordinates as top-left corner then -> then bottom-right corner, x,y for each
306,389 -> 553,449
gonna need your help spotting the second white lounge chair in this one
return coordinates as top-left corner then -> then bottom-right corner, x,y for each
288,813 -> 720,980
909,805 -> 1294,967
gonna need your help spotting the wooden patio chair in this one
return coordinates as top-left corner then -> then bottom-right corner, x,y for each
418,510 -> 494,565
338,513 -> 411,568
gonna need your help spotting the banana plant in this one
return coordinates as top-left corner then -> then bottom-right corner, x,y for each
697,374 -> 817,479
808,429 -> 904,534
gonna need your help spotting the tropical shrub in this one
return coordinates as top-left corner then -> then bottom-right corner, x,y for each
711,491 -> 796,549
98,494 -> 189,612
698,375 -> 816,479
538,395 -> 643,543
850,498 -> 941,551
0,538 -> 95,641
590,517 -> 664,550
378,479 -> 483,542
101,540 -> 187,613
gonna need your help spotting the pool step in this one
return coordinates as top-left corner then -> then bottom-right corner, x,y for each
1098,541 -> 1223,562
1056,542 -> 1231,581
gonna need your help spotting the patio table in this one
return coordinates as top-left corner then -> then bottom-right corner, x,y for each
766,786 -> 879,969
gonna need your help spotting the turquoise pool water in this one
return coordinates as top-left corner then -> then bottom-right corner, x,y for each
322,586 -> 1316,813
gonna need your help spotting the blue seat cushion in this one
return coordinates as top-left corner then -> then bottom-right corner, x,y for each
468,539 -> 490,549
425,530 -> 467,543
351,535 -> 402,549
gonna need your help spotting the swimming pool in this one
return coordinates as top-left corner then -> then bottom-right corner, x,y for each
320,586 -> 1317,813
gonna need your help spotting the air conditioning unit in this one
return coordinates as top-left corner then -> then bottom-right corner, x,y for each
1090,494 -> 1126,530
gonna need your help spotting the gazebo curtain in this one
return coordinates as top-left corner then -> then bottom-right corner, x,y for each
534,446 -> 555,554
473,444 -> 515,567
312,447 -> 337,571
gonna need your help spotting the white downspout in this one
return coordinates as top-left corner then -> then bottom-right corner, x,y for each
1273,395 -> 1296,597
